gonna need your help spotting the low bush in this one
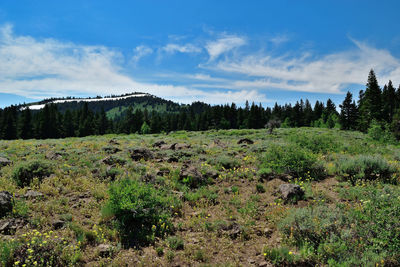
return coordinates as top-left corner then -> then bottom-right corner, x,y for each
278,186 -> 400,265
12,160 -> 53,187
102,179 -> 178,247
336,154 -> 396,184
260,143 -> 325,180
167,236 -> 184,250
288,131 -> 341,153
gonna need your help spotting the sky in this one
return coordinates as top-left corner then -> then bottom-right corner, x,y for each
0,0 -> 400,108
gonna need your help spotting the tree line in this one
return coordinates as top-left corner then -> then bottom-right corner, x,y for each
0,69 -> 399,140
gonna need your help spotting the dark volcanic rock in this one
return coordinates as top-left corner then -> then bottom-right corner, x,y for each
45,151 -> 64,160
170,143 -> 191,150
102,146 -> 121,154
0,191 -> 13,217
153,140 -> 166,148
101,156 -> 126,166
0,217 -> 28,234
179,165 -> 207,188
129,148 -> 154,161
278,184 -> 304,201
238,138 -> 254,145
0,157 -> 12,167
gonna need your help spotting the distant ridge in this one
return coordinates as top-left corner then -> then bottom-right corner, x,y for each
23,92 -> 153,110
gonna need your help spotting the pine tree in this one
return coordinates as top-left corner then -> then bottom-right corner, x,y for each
339,91 -> 358,130
382,80 -> 396,123
18,107 -> 33,139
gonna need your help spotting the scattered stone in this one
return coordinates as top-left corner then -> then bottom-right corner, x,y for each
212,139 -> 227,148
45,151 -> 64,160
141,173 -> 157,184
227,223 -> 242,239
278,184 -> 305,201
160,144 -> 171,150
101,156 -> 126,166
0,218 -> 27,235
170,143 -> 191,150
157,169 -> 170,176
97,244 -> 114,258
102,146 -> 121,154
0,157 -> 12,167
167,156 -> 179,163
258,261 -> 269,267
204,169 -> 219,179
0,191 -> 13,217
109,139 -> 120,145
263,227 -> 273,238
129,148 -> 154,161
24,190 -> 44,199
179,165 -> 206,188
153,140 -> 166,148
52,219 -> 65,230
248,259 -> 256,264
238,138 -> 254,145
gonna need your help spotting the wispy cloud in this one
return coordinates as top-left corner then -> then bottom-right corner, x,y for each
0,24 -> 265,105
162,43 -> 201,54
132,45 -> 153,65
205,34 -> 246,61
203,39 -> 400,93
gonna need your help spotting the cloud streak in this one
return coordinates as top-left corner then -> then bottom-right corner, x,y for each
0,24 -> 265,105
205,35 -> 246,61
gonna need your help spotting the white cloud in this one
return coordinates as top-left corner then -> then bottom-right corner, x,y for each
205,35 -> 246,61
132,45 -> 153,65
0,25 -> 265,105
162,43 -> 201,54
204,39 -> 400,93
270,34 -> 289,45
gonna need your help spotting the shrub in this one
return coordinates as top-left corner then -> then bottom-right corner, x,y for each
278,186 -> 400,265
12,160 -> 53,187
261,144 -> 325,180
288,132 -> 340,153
337,155 -> 396,184
167,236 -> 184,250
102,179 -> 178,247
256,183 -> 265,193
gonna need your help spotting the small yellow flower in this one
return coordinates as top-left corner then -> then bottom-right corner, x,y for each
14,261 -> 20,266
288,251 -> 293,255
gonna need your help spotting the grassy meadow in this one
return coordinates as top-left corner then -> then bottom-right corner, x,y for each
0,128 -> 399,266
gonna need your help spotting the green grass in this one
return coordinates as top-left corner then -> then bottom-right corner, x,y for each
0,127 -> 399,266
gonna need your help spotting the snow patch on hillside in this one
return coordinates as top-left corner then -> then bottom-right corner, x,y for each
25,93 -> 150,110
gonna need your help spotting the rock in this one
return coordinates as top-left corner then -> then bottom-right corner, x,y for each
179,165 -> 206,188
129,148 -> 154,161
238,138 -> 254,145
0,157 -> 12,167
109,139 -> 120,145
52,219 -> 65,230
166,156 -> 179,163
228,223 -> 241,239
97,244 -> 114,258
102,146 -> 121,154
153,140 -> 166,148
263,227 -> 273,238
212,139 -> 227,148
204,169 -> 218,179
258,261 -> 269,267
160,144 -> 171,150
45,151 -> 64,160
157,169 -> 170,176
0,218 -> 27,235
278,184 -> 304,201
24,190 -> 44,199
170,143 -> 191,150
100,156 -> 126,166
141,173 -> 157,184
0,191 -> 13,217
248,259 -> 256,264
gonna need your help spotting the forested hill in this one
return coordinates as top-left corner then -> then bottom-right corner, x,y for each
22,92 -> 182,115
1,69 -> 400,141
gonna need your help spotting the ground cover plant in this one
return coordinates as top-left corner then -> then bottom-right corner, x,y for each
0,127 -> 399,266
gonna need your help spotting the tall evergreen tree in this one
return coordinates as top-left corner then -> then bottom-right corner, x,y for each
339,91 -> 358,130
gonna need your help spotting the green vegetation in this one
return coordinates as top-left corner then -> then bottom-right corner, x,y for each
0,127 -> 399,266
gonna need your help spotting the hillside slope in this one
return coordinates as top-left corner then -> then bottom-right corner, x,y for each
0,128 -> 399,266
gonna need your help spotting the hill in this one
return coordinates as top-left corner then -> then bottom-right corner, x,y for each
0,128 -> 399,266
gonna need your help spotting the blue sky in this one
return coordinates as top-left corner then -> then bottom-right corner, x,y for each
0,0 -> 399,108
